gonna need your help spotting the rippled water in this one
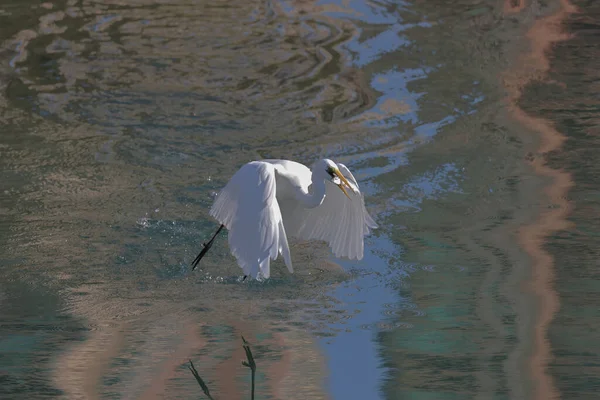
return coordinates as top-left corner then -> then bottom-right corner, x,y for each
0,0 -> 596,399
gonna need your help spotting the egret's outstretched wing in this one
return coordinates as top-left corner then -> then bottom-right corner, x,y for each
281,164 -> 377,260
337,163 -> 378,229
209,161 -> 292,279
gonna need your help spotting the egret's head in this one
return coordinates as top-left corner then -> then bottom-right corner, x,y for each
315,159 -> 352,199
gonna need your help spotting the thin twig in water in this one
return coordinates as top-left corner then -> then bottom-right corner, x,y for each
188,336 -> 257,399
241,336 -> 257,400
188,360 -> 215,400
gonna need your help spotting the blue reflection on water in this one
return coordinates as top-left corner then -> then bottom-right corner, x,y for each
321,160 -> 466,399
321,237 -> 405,400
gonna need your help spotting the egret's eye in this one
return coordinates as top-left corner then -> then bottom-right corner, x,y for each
326,166 -> 336,177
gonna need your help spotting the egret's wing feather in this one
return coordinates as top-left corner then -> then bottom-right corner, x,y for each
282,164 -> 377,260
338,163 -> 377,230
209,161 -> 292,279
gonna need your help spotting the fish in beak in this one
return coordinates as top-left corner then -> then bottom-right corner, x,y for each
332,169 -> 353,199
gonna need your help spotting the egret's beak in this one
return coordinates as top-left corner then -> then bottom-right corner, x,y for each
332,169 -> 352,199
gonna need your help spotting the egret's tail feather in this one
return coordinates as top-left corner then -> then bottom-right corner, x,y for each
259,258 -> 271,279
243,261 -> 260,281
279,222 -> 293,273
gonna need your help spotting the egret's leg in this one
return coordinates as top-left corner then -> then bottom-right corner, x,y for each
191,224 -> 225,270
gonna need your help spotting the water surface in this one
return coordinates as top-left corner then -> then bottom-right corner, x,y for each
0,0 -> 594,399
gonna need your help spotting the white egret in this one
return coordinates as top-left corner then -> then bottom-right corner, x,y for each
191,158 -> 377,280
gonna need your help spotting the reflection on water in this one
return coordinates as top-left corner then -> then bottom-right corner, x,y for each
0,0 -> 594,398
518,1 -> 600,398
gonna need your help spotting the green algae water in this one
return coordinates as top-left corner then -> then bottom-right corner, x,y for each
0,0 -> 596,399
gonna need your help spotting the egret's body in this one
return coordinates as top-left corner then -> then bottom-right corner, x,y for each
193,158 -> 377,280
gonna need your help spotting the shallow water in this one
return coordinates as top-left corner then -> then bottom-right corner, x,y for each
0,0 -> 595,399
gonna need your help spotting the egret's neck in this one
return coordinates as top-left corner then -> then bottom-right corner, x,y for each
298,178 -> 326,209
274,164 -> 327,209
